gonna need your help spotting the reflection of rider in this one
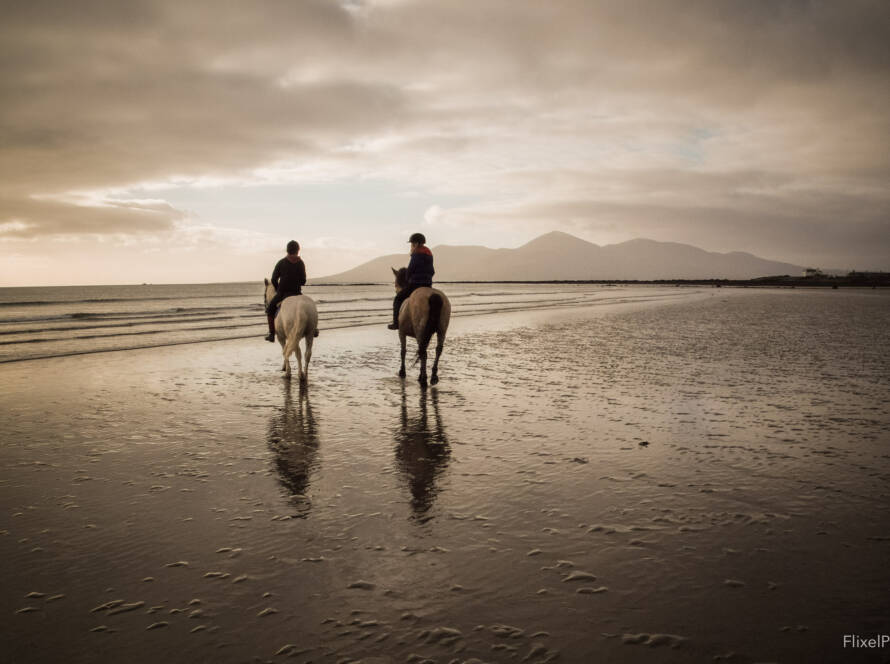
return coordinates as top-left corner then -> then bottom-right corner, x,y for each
268,382 -> 319,516
394,385 -> 450,519
266,240 -> 307,342
388,232 -> 434,330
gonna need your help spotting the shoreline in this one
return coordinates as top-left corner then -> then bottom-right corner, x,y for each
314,279 -> 889,288
0,285 -> 718,365
4,277 -> 887,291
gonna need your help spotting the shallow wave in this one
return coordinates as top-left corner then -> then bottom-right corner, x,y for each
0,305 -> 258,326
315,290 -> 564,304
316,296 -> 391,305
0,285 -> 690,363
0,321 -> 263,346
0,293 -> 257,307
0,314 -> 258,336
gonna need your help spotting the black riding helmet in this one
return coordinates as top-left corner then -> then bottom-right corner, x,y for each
408,232 -> 426,245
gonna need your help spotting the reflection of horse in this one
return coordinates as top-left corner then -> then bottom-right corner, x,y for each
264,279 -> 318,381
394,384 -> 450,519
391,267 -> 451,387
267,382 -> 319,517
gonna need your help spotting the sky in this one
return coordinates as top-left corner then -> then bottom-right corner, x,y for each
1,0 -> 888,286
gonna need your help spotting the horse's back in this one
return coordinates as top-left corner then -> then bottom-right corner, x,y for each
279,294 -> 318,331
406,287 -> 450,332
280,293 -> 316,312
408,286 -> 449,304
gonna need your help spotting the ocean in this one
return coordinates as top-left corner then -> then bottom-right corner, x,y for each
0,281 -> 686,363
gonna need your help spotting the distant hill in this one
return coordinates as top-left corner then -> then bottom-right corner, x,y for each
315,231 -> 805,282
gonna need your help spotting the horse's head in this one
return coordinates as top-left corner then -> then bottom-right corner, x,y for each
392,267 -> 408,293
264,278 -> 276,308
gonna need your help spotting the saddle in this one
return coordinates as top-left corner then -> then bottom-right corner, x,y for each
271,293 -> 299,318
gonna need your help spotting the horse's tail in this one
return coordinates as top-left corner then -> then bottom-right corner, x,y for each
283,324 -> 300,362
418,293 -> 443,359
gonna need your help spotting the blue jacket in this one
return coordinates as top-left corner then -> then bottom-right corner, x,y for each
407,246 -> 434,286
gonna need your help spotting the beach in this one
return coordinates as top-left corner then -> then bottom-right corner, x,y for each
1,287 -> 889,664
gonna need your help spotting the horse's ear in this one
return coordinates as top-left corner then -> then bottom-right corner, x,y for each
264,277 -> 269,285
391,267 -> 398,276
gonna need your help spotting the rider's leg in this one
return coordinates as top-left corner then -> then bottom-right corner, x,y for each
265,293 -> 283,341
389,291 -> 405,328
389,286 -> 416,329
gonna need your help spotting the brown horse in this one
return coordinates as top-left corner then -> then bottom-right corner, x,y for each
391,267 -> 451,387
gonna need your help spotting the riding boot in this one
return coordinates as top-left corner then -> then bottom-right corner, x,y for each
389,296 -> 401,329
265,314 -> 276,342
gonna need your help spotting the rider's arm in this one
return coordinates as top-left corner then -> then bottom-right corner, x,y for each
298,260 -> 306,287
271,260 -> 281,291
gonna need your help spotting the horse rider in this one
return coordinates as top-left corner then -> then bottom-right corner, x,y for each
266,240 -> 318,342
389,232 -> 434,330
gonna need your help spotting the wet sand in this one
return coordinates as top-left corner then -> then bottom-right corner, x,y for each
1,288 -> 889,664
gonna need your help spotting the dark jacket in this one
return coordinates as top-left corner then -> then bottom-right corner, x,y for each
272,256 -> 307,294
407,246 -> 434,286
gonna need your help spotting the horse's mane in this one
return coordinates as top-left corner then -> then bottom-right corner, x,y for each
395,267 -> 409,291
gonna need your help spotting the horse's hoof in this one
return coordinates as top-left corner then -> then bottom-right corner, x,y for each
398,369 -> 406,378
430,376 -> 439,385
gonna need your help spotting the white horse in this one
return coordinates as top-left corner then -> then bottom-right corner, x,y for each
264,279 -> 318,382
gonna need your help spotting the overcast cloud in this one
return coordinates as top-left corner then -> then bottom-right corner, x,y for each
1,0 -> 888,284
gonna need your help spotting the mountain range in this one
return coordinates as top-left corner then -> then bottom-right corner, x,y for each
315,231 -> 805,282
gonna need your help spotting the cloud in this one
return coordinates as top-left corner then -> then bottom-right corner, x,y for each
0,0 -> 887,272
0,195 -> 184,237
423,205 -> 443,226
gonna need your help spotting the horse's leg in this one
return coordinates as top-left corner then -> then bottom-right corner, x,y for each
398,332 -> 407,378
294,341 -> 303,383
430,332 -> 445,386
418,345 -> 428,388
279,329 -> 288,373
302,336 -> 313,383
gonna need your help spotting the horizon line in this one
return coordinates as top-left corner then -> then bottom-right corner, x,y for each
2,274 -> 888,290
